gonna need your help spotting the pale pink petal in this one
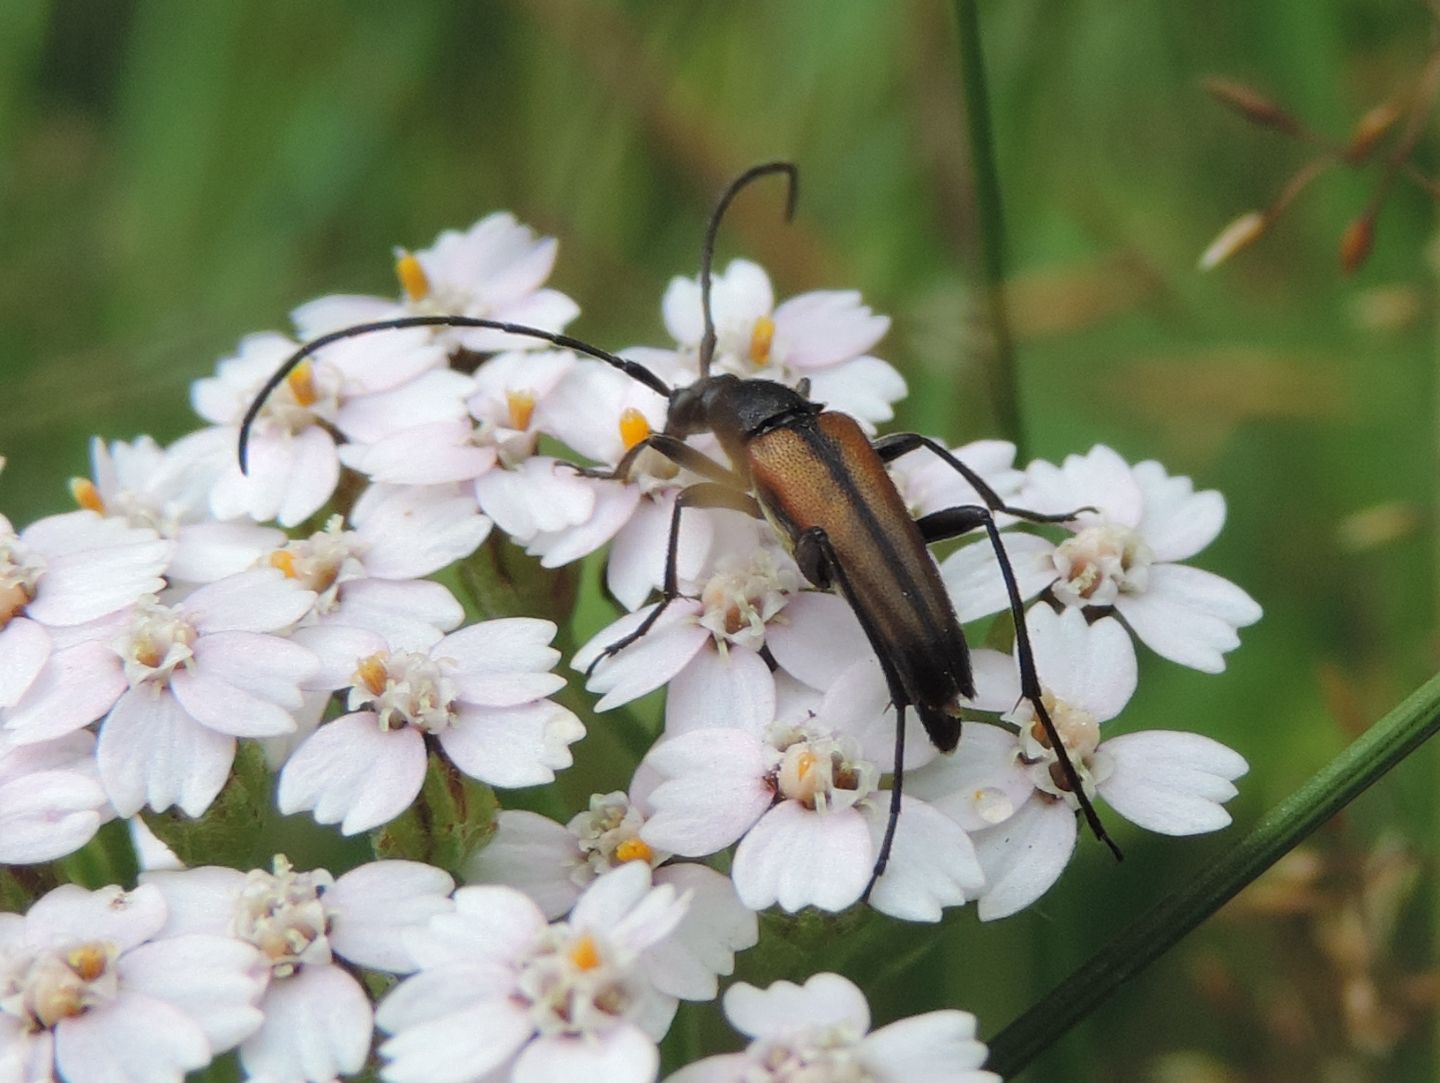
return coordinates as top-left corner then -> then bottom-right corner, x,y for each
55,994 -> 210,1083
1097,730 -> 1247,835
169,521 -> 284,583
119,934 -> 266,1052
411,885 -> 547,969
0,771 -> 103,863
241,965 -> 371,1081
171,636 -> 311,737
605,491 -> 712,612
641,730 -> 776,855
661,274 -> 706,345
141,866 -> 247,936
645,864 -> 757,1000
773,290 -> 890,369
278,713 -> 425,834
664,647 -> 775,735
527,480 -> 640,568
463,809 -> 585,920
291,293 -> 403,339
665,1053 -> 750,1083
442,701 -> 584,787
1027,608 -> 1136,722
1113,563 -> 1262,672
762,592 -> 873,692
352,482 -> 491,577
940,532 -> 1057,622
486,289 -> 581,346
97,688 -> 234,817
515,1025 -> 657,1083
330,577 -> 464,651
577,603 -> 709,711
289,624 -> 389,690
342,420 -> 497,485
0,618 -> 51,707
28,536 -> 172,625
335,371 -> 475,444
320,327 -> 445,392
440,618 -> 559,679
905,723 -> 1030,833
381,1000 -> 533,1083
3,640 -> 125,742
179,569 -> 315,633
280,427 -> 344,528
862,795 -> 985,921
23,883 -> 165,950
973,796 -> 1076,921
327,861 -> 456,972
732,802 -> 871,913
474,459 -> 595,541
803,356 -> 907,429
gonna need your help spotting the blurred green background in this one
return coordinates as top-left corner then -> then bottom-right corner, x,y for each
3,1 -> 1439,1080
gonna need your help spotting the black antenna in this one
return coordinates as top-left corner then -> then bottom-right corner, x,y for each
697,161 -> 799,378
237,315 -> 673,473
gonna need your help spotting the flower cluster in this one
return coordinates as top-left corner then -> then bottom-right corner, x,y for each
0,194 -> 1260,1081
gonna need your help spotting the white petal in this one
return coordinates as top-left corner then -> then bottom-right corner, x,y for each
605,492 -> 711,612
443,701 -> 584,787
55,994 -> 210,1083
277,714 -> 425,834
170,638 -> 309,738
411,885 -> 546,969
0,770 -> 103,863
732,802 -> 871,913
527,479 -> 641,569
327,860 -> 456,972
330,577 -> 464,651
1097,730 -> 1248,835
97,688 -> 234,817
803,356 -> 906,429
381,1000 -> 534,1083
860,1011 -> 996,1082
664,647 -> 775,735
119,934 -> 266,1052
441,618 -> 560,684
179,569 -> 315,633
862,795 -> 985,921
169,521 -> 284,583
463,810 -> 584,920
940,533 -> 1057,622
2,640 -> 126,742
641,730 -> 776,856
335,369 -> 473,443
773,290 -> 889,369
141,866 -> 247,936
515,1026 -> 658,1083
1021,445 -> 1142,526
288,624 -> 390,690
1027,607 -> 1136,722
353,482 -> 491,577
24,883 -> 166,950
645,864 -> 758,1001
1132,460 -> 1226,563
0,618 -> 51,707
762,592 -> 873,691
723,972 -> 869,1039
241,965 -> 372,1081
1114,563 -> 1262,672
973,797 -> 1076,921
904,723 -> 1030,833
577,604 -> 709,712
473,459 -> 595,542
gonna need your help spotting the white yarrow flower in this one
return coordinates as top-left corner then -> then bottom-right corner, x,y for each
666,972 -> 998,1083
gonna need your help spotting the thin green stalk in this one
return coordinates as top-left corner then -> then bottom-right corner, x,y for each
987,669 -> 1440,1079
953,0 -> 1024,455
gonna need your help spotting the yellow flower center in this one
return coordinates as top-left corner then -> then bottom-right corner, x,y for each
69,478 -> 106,514
618,408 -> 651,451
395,251 -> 431,302
614,838 -> 653,864
749,315 -> 775,365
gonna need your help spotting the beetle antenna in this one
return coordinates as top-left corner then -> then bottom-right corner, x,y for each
697,161 -> 799,378
236,315 -> 673,473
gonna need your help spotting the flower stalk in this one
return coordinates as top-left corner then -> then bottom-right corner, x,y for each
987,668 -> 1440,1077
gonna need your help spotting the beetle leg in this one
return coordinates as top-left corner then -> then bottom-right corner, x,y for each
568,434 -> 746,486
871,433 -> 1094,523
921,504 -> 1123,861
793,526 -> 916,900
585,481 -> 762,677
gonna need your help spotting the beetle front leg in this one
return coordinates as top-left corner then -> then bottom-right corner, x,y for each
584,481 -> 762,678
566,433 -> 745,487
873,433 -> 1094,523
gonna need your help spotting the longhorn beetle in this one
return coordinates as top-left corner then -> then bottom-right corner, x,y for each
240,161 -> 1121,890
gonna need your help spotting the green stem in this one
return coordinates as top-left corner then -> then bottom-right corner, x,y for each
953,0 -> 1024,455
987,669 -> 1440,1078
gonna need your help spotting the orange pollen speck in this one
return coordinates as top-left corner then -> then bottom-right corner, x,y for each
287,360 -> 318,408
66,944 -> 109,982
269,550 -> 299,578
69,478 -> 106,514
506,390 -> 536,432
795,750 -> 817,780
395,251 -> 430,302
356,653 -> 390,696
614,838 -> 653,864
568,934 -> 601,971
618,408 -> 651,451
749,315 -> 775,365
